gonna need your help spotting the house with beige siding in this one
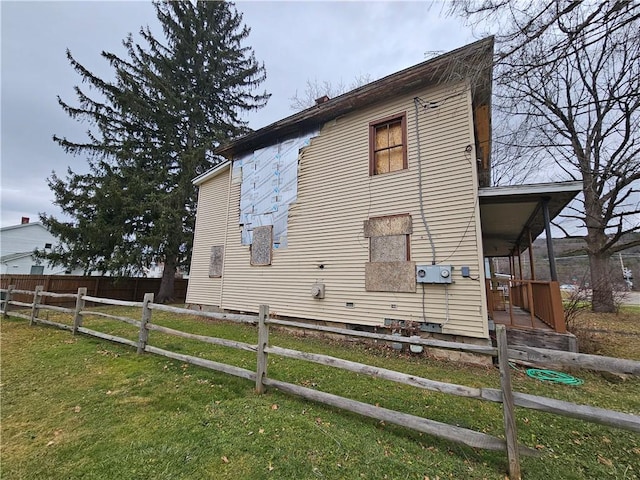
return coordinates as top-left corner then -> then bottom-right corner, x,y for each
186,38 -> 581,350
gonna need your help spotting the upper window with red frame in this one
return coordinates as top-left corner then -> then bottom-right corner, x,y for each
369,113 -> 407,175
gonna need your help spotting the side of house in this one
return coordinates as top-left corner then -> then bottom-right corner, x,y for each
186,39 -> 494,342
0,220 -> 75,275
187,162 -> 231,307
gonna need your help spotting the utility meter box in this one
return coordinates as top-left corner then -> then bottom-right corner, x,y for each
416,265 -> 453,284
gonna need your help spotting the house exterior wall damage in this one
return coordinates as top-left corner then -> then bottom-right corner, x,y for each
187,76 -> 489,339
237,131 -> 318,248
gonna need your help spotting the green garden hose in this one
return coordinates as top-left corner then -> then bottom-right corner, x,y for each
525,368 -> 584,386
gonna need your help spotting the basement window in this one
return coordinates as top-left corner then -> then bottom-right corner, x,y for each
369,113 -> 407,175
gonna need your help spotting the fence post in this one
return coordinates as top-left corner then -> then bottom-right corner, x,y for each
255,304 -> 270,394
137,293 -> 154,354
3,285 -> 15,318
73,287 -> 87,335
496,324 -> 521,480
30,285 -> 44,326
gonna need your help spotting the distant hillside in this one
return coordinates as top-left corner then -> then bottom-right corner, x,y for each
493,234 -> 639,290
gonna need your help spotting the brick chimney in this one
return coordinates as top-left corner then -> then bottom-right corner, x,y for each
315,95 -> 330,105
21,217 -> 30,224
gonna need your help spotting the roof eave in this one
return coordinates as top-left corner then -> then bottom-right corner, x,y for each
479,181 -> 583,257
215,36 -> 494,159
192,161 -> 231,186
0,221 -> 46,232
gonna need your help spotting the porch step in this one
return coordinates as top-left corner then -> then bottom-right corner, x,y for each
491,326 -> 578,352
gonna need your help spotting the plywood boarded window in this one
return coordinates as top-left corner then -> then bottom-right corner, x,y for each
369,113 -> 407,175
209,245 -> 224,278
364,214 -> 415,292
251,225 -> 273,266
370,235 -> 409,262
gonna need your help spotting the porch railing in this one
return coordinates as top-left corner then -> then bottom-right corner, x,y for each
487,279 -> 566,333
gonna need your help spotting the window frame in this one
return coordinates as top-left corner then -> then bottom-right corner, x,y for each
369,112 -> 408,176
30,265 -> 44,275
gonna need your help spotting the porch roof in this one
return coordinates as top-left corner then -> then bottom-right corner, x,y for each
478,181 -> 582,257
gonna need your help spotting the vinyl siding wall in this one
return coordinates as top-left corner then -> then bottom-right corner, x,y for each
1,224 -> 56,257
186,166 -> 231,306
194,80 -> 488,339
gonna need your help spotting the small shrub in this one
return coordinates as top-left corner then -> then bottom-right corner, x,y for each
563,288 -> 602,354
563,287 -> 591,332
612,289 -> 629,314
570,318 -> 601,355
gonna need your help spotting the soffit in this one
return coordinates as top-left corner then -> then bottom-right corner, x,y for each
479,182 -> 582,257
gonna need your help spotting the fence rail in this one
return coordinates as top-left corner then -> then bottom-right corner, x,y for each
2,285 -> 639,480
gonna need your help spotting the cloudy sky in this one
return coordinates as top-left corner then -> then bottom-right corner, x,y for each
1,1 -> 476,227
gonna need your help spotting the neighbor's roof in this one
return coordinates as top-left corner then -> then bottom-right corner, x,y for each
215,37 -> 494,159
0,221 -> 48,233
0,251 -> 33,263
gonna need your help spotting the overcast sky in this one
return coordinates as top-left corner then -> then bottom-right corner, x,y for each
0,1 -> 476,228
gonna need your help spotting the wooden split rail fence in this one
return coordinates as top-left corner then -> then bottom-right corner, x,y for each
2,285 -> 640,480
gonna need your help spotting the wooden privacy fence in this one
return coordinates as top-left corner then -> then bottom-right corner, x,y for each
0,274 -> 188,307
2,286 -> 640,480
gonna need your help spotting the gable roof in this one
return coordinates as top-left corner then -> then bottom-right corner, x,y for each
215,37 -> 494,159
192,161 -> 230,186
0,251 -> 34,263
0,221 -> 49,233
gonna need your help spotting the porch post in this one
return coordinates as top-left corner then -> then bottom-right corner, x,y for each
517,246 -> 523,280
528,230 -> 536,280
542,197 -> 558,282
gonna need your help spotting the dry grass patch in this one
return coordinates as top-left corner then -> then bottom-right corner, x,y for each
568,306 -> 640,359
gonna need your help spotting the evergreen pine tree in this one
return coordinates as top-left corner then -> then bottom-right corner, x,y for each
39,1 -> 269,302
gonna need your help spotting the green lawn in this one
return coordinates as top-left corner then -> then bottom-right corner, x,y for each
1,307 -> 639,479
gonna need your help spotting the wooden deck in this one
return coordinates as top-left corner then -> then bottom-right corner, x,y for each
491,305 -> 552,330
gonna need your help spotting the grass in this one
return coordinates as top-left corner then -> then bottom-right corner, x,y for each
1,305 -> 639,479
567,306 -> 640,359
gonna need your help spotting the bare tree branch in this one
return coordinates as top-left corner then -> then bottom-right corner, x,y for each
450,0 -> 640,311
289,74 -> 373,111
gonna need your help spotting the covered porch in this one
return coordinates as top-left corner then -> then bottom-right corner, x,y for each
479,182 -> 582,350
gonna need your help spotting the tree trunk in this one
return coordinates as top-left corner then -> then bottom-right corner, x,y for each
582,170 -> 616,313
156,255 -> 176,304
589,252 -> 615,313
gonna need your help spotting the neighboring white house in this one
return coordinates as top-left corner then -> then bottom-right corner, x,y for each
0,218 -> 81,275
